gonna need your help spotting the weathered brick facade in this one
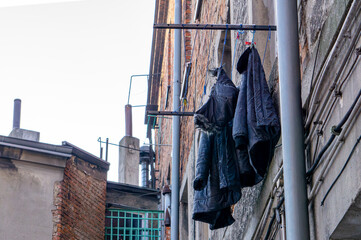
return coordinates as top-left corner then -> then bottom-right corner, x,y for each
155,0 -> 231,188
151,0 -> 361,239
52,156 -> 108,240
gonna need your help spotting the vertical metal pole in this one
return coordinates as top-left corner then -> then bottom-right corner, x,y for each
125,104 -> 133,137
105,138 -> 109,162
13,99 -> 21,129
99,137 -> 102,158
171,0 -> 181,239
276,1 -> 310,239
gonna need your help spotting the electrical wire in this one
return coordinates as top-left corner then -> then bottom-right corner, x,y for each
308,99 -> 361,201
306,86 -> 361,177
337,55 -> 360,92
97,139 -> 142,152
311,99 -> 337,166
308,48 -> 361,175
304,25 -> 323,127
319,99 -> 338,133
264,196 -> 285,240
316,56 -> 359,125
305,9 -> 361,131
308,33 -> 322,101
219,24 -> 228,68
320,134 -> 361,206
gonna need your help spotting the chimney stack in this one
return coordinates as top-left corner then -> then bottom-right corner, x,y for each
9,99 -> 40,142
118,135 -> 139,185
13,99 -> 21,129
125,104 -> 133,137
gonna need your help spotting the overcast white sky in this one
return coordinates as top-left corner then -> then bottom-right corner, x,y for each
0,0 -> 156,181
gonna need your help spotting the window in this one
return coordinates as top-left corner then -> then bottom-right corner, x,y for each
105,209 -> 164,240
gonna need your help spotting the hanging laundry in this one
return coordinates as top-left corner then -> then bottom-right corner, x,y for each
194,68 -> 239,133
193,68 -> 241,230
192,124 -> 242,230
233,47 -> 280,186
192,48 -> 280,230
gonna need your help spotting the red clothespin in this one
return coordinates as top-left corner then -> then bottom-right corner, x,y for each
245,41 -> 256,45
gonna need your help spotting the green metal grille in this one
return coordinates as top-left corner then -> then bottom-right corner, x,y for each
105,209 -> 164,240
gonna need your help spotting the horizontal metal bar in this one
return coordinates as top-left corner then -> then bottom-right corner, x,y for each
145,143 -> 172,147
148,114 -> 172,119
147,110 -> 194,116
154,23 -> 276,31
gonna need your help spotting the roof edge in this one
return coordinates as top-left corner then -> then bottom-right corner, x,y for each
0,135 -> 72,156
62,141 -> 110,170
107,181 -> 160,195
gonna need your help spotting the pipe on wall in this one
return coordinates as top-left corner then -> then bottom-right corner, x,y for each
276,0 -> 310,239
171,0 -> 181,239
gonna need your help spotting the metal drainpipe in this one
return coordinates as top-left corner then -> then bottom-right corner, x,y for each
171,0 -> 181,239
140,158 -> 149,188
276,1 -> 310,239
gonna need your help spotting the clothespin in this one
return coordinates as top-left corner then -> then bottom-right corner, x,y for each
237,24 -> 245,39
244,29 -> 256,46
245,41 -> 256,45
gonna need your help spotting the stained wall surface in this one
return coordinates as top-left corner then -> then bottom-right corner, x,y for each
0,149 -> 66,240
151,0 -> 361,239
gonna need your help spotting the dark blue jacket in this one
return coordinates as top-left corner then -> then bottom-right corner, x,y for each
233,47 -> 280,186
192,126 -> 242,230
193,69 -> 241,230
194,68 -> 239,133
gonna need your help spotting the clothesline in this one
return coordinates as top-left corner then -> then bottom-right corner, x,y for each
154,23 -> 277,31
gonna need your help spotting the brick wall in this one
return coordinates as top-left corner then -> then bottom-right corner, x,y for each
153,1 -> 278,239
165,226 -> 171,240
152,1 -> 361,239
52,156 -> 107,240
155,0 -> 229,187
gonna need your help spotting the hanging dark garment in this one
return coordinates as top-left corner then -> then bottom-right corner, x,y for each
192,124 -> 241,230
193,49 -> 279,229
194,68 -> 239,133
232,47 -> 281,186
